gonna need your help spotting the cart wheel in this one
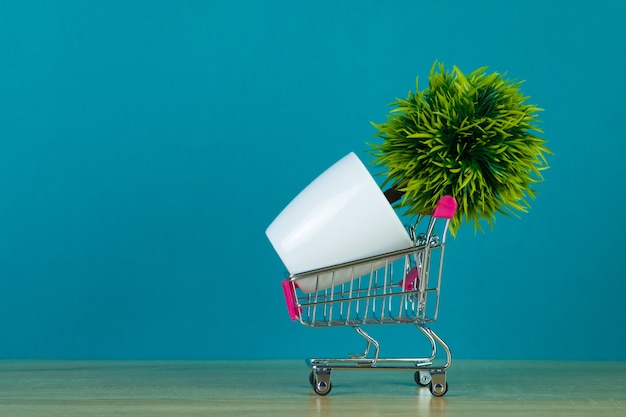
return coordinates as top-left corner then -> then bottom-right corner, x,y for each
414,371 -> 432,386
429,381 -> 448,397
309,367 -> 332,396
313,381 -> 332,396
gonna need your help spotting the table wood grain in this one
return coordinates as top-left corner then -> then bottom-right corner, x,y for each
0,360 -> 624,416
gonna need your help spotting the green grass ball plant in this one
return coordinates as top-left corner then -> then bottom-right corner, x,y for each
369,61 -> 552,234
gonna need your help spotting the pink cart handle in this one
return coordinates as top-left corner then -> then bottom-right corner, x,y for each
432,195 -> 457,219
282,280 -> 301,320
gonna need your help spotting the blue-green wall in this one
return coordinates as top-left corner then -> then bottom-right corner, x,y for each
0,0 -> 624,360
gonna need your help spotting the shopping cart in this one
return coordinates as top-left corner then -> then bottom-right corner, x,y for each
281,195 -> 457,396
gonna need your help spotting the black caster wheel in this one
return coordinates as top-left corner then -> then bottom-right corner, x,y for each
429,381 -> 448,397
313,380 -> 332,396
310,370 -> 332,396
414,371 -> 432,386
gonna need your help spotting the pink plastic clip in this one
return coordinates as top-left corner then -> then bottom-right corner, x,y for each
399,267 -> 420,291
432,195 -> 457,219
282,280 -> 301,320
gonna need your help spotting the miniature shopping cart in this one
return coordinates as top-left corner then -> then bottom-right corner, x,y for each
281,195 -> 457,396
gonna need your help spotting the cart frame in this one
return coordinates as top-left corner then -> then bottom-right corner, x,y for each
281,196 -> 457,396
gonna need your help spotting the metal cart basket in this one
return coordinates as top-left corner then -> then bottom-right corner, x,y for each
281,195 -> 457,396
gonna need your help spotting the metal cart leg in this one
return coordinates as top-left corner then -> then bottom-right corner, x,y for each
348,326 -> 380,365
416,324 -> 452,370
415,324 -> 451,397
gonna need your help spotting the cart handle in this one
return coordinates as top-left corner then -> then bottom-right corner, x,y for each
432,195 -> 457,219
282,280 -> 301,320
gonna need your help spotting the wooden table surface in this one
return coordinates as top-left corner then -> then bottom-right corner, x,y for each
0,359 -> 624,416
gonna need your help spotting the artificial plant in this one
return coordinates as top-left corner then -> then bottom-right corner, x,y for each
369,61 -> 552,234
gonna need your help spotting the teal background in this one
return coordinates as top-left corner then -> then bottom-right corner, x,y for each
1,0 -> 624,360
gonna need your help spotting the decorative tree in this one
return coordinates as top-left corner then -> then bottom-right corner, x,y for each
369,61 -> 552,234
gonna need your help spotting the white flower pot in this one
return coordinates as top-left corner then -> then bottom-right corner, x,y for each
266,152 -> 412,292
